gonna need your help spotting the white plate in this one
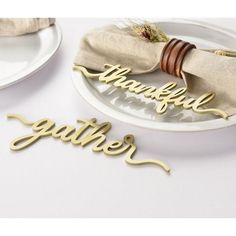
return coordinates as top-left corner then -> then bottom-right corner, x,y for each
72,20 -> 236,132
0,24 -> 62,89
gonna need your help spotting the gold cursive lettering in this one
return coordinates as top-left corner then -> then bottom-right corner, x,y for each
7,114 -> 170,173
74,64 -> 228,119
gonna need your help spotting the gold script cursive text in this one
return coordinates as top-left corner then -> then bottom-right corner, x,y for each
7,114 -> 171,173
73,64 -> 228,119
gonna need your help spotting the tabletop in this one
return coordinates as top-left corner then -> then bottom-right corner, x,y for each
0,18 -> 236,217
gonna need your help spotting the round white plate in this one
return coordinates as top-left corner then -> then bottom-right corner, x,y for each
72,20 -> 236,132
0,24 -> 62,89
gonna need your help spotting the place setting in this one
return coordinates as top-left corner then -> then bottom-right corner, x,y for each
72,19 -> 236,132
0,18 -> 62,89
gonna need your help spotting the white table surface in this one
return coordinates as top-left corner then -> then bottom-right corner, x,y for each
0,18 -> 236,217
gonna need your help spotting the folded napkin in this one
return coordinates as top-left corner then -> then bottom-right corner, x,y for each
0,18 -> 55,36
74,24 -> 236,116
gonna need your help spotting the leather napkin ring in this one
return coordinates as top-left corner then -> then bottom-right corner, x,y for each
160,38 -> 196,78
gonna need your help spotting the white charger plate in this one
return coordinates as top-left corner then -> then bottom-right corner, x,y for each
0,24 -> 62,89
72,20 -> 236,132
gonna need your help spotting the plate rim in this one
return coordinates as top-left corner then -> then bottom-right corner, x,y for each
0,23 -> 62,89
71,19 -> 236,132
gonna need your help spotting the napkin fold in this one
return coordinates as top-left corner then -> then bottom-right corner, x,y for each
74,24 -> 236,116
0,18 -> 55,36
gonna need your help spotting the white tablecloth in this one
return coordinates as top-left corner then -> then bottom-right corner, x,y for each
0,18 -> 236,217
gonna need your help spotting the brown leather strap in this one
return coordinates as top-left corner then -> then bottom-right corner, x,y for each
160,38 -> 196,78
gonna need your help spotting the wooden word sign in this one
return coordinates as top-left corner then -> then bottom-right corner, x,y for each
74,64 -> 228,119
7,114 -> 171,173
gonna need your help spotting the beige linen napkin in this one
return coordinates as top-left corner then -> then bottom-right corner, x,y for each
0,18 -> 55,36
74,25 -> 236,116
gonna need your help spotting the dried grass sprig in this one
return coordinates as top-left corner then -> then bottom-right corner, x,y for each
130,20 -> 169,43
